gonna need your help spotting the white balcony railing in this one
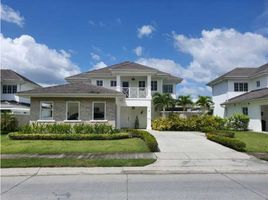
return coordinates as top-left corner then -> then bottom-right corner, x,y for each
121,87 -> 147,98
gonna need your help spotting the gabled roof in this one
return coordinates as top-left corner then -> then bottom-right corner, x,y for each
222,88 -> 268,105
207,63 -> 268,86
66,61 -> 182,82
18,82 -> 123,97
1,69 -> 41,87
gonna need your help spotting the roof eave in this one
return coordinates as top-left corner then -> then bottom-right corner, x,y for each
17,93 -> 124,98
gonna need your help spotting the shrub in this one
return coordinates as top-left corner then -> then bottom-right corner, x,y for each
227,113 -> 249,131
8,132 -> 129,140
19,123 -> 119,134
206,130 -> 235,138
1,112 -> 18,134
125,129 -> 159,152
152,114 -> 225,132
206,133 -> 246,151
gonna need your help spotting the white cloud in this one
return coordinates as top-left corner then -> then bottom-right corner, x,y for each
0,3 -> 24,27
88,20 -> 95,25
93,61 -> 107,69
1,34 -> 80,85
137,25 -> 155,38
90,52 -> 100,61
133,46 -> 143,56
173,28 -> 268,83
136,57 -> 185,77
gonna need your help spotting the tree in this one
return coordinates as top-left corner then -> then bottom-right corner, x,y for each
196,96 -> 214,114
176,95 -> 193,111
1,111 -> 18,133
153,92 -> 175,117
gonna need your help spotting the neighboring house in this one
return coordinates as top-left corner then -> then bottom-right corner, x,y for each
207,63 -> 268,132
18,61 -> 182,129
0,69 -> 41,115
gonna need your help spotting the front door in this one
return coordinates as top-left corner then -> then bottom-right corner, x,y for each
122,81 -> 129,97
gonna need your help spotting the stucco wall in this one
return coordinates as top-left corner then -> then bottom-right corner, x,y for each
30,97 -> 116,127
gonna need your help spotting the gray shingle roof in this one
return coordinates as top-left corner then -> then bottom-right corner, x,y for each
222,88 -> 268,105
18,82 -> 123,97
207,63 -> 268,86
66,61 -> 182,81
1,69 -> 41,87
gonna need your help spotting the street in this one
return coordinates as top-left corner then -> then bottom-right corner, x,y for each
1,174 -> 268,200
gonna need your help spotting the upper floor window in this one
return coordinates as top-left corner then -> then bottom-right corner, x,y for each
234,82 -> 248,92
96,80 -> 103,86
256,80 -> 260,88
151,81 -> 157,91
2,85 -> 17,94
139,81 -> 145,88
40,102 -> 53,120
163,85 -> 173,93
66,101 -> 79,120
242,107 -> 248,115
110,80 -> 117,87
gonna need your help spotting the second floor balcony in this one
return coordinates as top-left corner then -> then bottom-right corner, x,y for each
121,87 -> 147,98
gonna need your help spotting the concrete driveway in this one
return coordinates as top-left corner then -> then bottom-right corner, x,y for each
130,130 -> 268,174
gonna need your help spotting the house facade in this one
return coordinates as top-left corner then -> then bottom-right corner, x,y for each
207,63 -> 268,132
0,69 -> 41,115
18,61 -> 182,129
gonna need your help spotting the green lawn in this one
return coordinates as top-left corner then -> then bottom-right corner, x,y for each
1,158 -> 156,168
1,135 -> 150,154
234,131 -> 268,153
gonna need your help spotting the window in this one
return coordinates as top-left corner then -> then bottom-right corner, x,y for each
2,85 -> 17,94
2,85 -> 7,94
12,85 -> 17,93
139,81 -> 145,88
40,102 -> 53,120
234,82 -> 248,92
163,85 -> 173,93
151,81 -> 157,91
110,80 -> 117,87
66,102 -> 79,120
96,80 -> 103,86
93,102 -> 105,120
242,107 -> 248,115
256,80 -> 260,87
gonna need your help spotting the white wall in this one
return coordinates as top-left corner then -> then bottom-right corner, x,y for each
120,107 -> 147,128
225,102 -> 263,132
249,75 -> 268,91
212,80 -> 228,117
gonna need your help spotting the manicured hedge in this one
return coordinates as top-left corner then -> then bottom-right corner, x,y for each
206,133 -> 246,152
8,132 -> 129,140
152,115 -> 225,132
206,130 -> 235,138
125,129 -> 159,152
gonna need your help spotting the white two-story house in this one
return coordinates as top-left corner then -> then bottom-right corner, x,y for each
0,69 -> 41,115
18,61 -> 182,129
207,63 -> 268,132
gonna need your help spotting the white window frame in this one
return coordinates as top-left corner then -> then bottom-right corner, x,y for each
65,101 -> 81,122
256,80 -> 260,88
163,84 -> 173,93
39,101 -> 54,121
151,81 -> 157,91
91,101 -> 107,121
96,80 -> 103,86
110,80 -> 117,87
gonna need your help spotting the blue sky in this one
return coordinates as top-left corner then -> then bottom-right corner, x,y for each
1,0 -> 268,97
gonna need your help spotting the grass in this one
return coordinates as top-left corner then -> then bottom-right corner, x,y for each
234,131 -> 268,153
0,158 -> 156,168
0,135 -> 150,154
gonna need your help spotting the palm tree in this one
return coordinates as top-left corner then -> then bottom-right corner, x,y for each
176,95 -> 193,111
153,92 -> 175,117
196,96 -> 214,114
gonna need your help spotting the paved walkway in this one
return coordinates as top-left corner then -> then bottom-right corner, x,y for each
126,130 -> 268,174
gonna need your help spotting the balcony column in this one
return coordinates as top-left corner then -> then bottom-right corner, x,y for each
116,97 -> 121,129
116,75 -> 121,92
147,75 -> 151,98
146,105 -> 152,130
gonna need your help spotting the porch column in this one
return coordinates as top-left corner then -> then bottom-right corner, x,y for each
159,79 -> 163,93
147,75 -> 151,98
146,105 -> 152,130
116,97 -> 121,129
116,75 -> 121,92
